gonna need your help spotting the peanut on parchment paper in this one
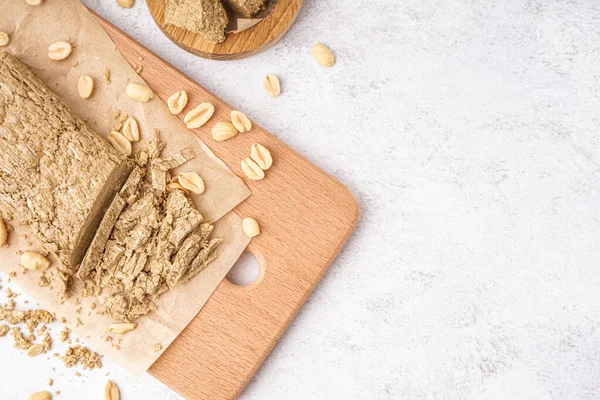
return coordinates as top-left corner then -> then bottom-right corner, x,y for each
108,131 -> 132,156
77,75 -> 94,99
0,32 -> 10,47
122,117 -> 140,142
21,251 -> 51,271
0,217 -> 8,246
48,42 -> 72,60
178,172 -> 205,194
27,343 -> 44,357
166,181 -> 190,195
126,82 -> 153,102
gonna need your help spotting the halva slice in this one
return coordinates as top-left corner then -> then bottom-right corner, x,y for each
0,52 -> 132,271
76,133 -> 222,323
223,0 -> 266,18
164,0 -> 228,43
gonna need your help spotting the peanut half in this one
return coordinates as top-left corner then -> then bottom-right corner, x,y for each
241,158 -> 265,181
28,392 -> 52,400
212,121 -> 238,142
231,110 -> 252,132
104,380 -> 120,400
184,103 -> 214,129
122,117 -> 140,142
167,90 -> 188,115
108,323 -> 137,334
242,217 -> 260,238
312,43 -> 335,67
166,182 -> 190,195
250,143 -> 273,170
178,172 -> 205,194
0,32 -> 10,47
0,217 -> 7,246
126,82 -> 153,102
108,131 -> 132,156
48,41 -> 72,61
21,251 -> 51,271
26,0 -> 45,4
27,343 -> 44,357
116,0 -> 135,8
262,74 -> 281,97
77,75 -> 94,99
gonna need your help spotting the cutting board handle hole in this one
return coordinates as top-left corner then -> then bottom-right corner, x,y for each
227,251 -> 260,287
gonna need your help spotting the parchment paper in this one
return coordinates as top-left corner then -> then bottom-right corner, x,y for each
0,0 -> 251,376
2,0 -> 250,223
226,0 -> 280,34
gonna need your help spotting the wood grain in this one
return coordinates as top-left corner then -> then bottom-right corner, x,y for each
145,0 -> 303,60
95,15 -> 358,400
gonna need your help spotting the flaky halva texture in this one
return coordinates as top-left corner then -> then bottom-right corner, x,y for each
165,0 -> 228,43
78,131 -> 222,323
0,52 -> 132,271
222,0 -> 266,18
0,53 -> 222,324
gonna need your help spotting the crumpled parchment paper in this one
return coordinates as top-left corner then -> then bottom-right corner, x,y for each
226,0 -> 280,33
0,0 -> 251,376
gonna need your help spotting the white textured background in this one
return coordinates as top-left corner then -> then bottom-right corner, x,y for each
2,0 -> 600,399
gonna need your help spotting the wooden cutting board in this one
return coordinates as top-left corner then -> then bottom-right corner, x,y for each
96,14 -> 358,400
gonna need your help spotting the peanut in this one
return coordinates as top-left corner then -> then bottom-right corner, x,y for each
242,217 -> 260,238
28,392 -> 52,400
212,121 -> 238,142
250,143 -> 272,170
312,43 -> 335,67
241,158 -> 265,180
104,380 -> 120,400
0,218 -> 7,246
108,131 -> 132,156
230,110 -> 252,132
116,0 -> 135,8
77,75 -> 94,99
108,323 -> 137,334
167,90 -> 188,115
262,74 -> 281,97
48,41 -> 72,61
21,251 -> 51,271
27,344 -> 44,357
0,32 -> 10,47
126,82 -> 153,102
122,117 -> 140,142
177,172 -> 205,194
184,103 -> 214,129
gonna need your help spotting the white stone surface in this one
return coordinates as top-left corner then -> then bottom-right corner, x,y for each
3,0 -> 600,398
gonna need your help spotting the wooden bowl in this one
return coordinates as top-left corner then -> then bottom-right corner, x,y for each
145,0 -> 303,60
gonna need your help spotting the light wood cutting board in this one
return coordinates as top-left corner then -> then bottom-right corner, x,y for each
95,14 -> 359,400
